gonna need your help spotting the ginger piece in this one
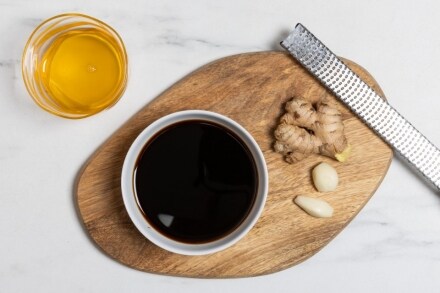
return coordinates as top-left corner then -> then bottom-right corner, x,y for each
274,97 -> 350,163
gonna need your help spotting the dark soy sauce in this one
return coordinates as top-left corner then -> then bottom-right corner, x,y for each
134,120 -> 257,243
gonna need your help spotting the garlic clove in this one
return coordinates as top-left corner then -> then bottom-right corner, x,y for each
294,195 -> 334,218
312,162 -> 339,192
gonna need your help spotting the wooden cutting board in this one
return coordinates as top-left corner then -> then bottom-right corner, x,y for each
76,52 -> 392,278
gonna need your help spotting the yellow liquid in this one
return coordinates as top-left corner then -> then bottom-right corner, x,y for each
38,28 -> 126,116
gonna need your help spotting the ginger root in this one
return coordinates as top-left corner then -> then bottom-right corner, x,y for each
274,97 -> 350,163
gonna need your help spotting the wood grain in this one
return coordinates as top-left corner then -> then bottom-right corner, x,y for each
76,52 -> 393,278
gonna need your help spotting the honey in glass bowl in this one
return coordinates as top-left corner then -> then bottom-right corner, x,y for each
22,13 -> 128,119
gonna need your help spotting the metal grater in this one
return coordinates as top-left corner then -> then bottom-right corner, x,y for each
281,24 -> 440,191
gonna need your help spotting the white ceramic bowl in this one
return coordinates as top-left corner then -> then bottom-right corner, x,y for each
121,110 -> 268,255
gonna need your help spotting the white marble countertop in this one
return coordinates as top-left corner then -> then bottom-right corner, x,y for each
1,0 -> 440,292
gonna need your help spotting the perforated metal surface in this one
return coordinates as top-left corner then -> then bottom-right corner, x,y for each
281,24 -> 440,191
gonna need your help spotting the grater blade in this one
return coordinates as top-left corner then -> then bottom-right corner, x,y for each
281,24 -> 440,191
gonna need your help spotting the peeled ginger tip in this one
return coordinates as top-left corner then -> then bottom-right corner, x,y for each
335,144 -> 352,162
